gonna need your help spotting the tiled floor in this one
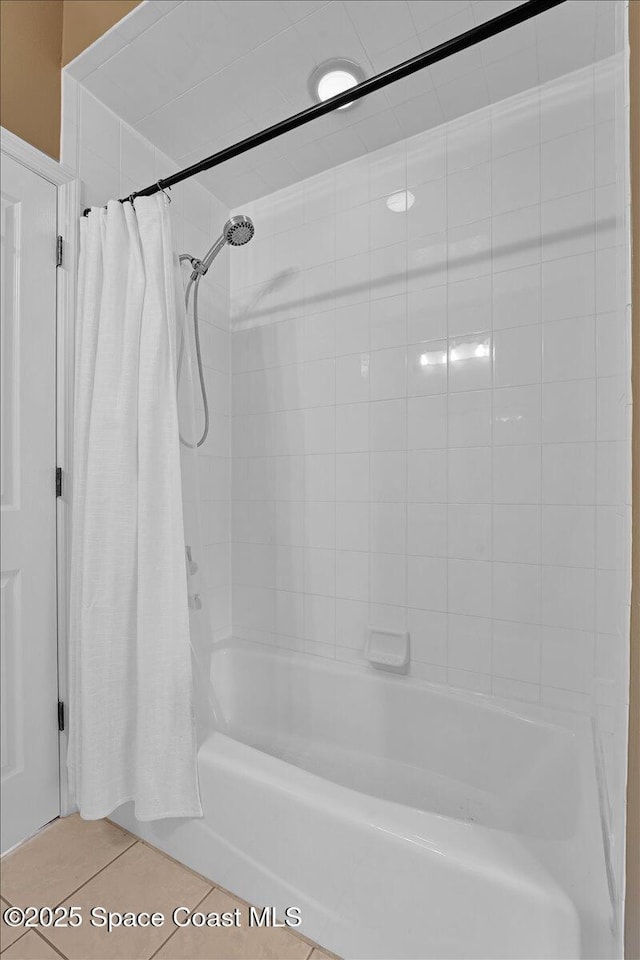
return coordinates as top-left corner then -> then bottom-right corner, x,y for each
0,816 -> 337,960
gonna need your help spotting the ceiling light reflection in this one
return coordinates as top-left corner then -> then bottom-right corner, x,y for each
387,190 -> 415,213
419,349 -> 447,367
450,338 -> 491,363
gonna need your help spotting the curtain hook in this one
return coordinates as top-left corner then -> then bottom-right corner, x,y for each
157,181 -> 172,203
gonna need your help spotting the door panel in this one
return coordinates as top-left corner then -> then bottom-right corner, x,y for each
1,153 -> 59,852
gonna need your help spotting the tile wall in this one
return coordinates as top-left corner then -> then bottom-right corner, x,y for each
62,74 -> 232,641
228,59 -> 630,733
64,33 -> 630,928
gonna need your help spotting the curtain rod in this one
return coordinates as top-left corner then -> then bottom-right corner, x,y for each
83,0 -> 566,215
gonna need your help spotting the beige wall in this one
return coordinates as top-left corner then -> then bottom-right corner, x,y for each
61,0 -> 140,66
0,0 -> 64,159
627,1 -> 640,956
0,0 -> 140,159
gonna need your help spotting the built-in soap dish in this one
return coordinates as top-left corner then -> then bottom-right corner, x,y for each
365,628 -> 409,674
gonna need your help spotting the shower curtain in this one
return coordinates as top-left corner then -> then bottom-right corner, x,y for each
68,195 -> 202,821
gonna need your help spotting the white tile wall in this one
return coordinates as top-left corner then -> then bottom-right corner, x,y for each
62,73 -> 232,641
228,58 -> 630,721
65,18 -> 630,938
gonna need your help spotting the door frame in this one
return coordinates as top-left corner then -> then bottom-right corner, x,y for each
1,127 -> 79,820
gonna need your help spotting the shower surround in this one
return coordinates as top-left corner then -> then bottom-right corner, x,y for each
61,4 -> 632,957
228,56 -> 630,821
223,56 -> 631,952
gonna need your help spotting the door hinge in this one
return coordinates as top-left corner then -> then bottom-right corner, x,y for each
56,235 -> 63,268
57,701 -> 65,732
55,466 -> 62,498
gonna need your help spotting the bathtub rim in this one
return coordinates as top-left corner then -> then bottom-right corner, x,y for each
211,635 -> 597,740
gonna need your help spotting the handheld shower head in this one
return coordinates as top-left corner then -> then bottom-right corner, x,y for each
224,215 -> 255,246
178,213 -> 255,449
190,214 -> 255,278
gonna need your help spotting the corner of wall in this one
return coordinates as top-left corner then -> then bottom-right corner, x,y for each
625,0 -> 639,954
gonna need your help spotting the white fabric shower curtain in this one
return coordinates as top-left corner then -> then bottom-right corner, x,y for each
68,195 -> 202,821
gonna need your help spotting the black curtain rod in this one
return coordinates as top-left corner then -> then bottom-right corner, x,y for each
83,0 -> 566,215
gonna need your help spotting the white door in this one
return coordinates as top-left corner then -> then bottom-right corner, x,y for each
1,153 -> 60,852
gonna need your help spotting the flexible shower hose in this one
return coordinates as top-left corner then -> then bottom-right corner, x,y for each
177,256 -> 210,449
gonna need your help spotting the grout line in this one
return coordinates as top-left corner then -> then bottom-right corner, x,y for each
444,122 -> 450,686
147,886 -> 215,960
32,929 -> 68,960
0,929 -> 29,956
591,62 -> 600,707
488,100 -> 496,697
403,139 -> 409,655
50,838 -> 138,909
536,81 -> 544,703
332,183 -> 338,661
1,821 -> 136,911
0,927 -> 69,960
127,837 -> 333,958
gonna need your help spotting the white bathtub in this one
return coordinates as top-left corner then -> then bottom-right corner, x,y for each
112,640 -> 614,959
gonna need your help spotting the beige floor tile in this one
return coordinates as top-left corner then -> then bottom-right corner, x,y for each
309,949 -> 339,960
1,816 -> 134,910
154,888 -> 311,960
44,841 -> 210,960
0,930 -> 62,959
1,899 -> 24,951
